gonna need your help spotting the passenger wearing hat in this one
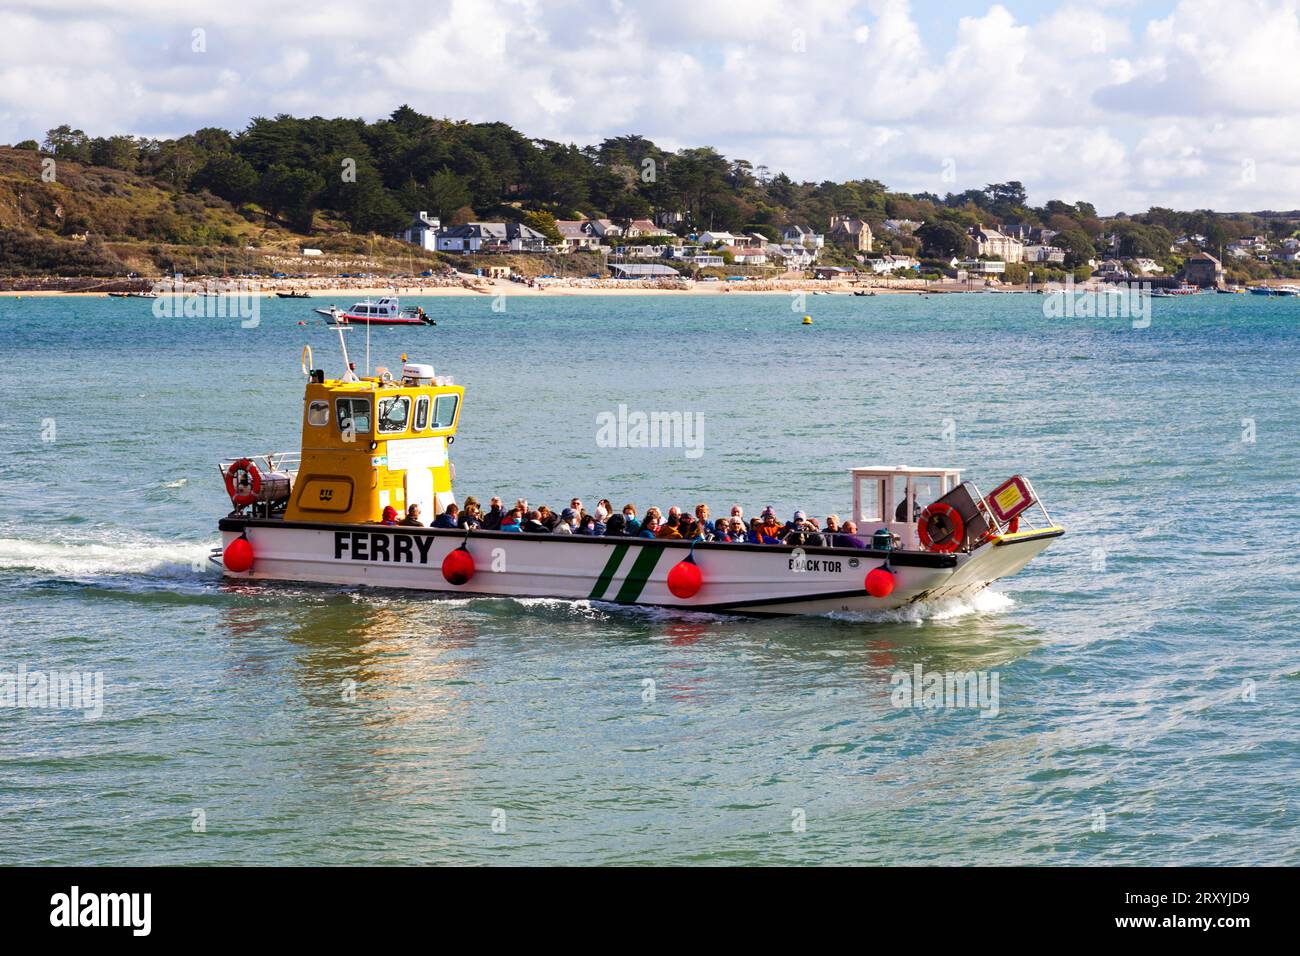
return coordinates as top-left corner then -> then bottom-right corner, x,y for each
553,507 -> 577,534
381,505 -> 399,526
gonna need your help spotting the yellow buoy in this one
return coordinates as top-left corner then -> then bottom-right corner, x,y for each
802,315 -> 812,325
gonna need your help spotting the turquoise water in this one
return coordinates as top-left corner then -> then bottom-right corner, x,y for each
1,291 -> 1296,865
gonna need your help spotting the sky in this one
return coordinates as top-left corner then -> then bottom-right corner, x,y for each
3,0 -> 1300,214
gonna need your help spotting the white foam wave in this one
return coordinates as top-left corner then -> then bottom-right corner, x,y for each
0,536 -> 216,581
825,588 -> 1016,625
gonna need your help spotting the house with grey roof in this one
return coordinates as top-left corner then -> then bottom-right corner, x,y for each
435,222 -> 549,253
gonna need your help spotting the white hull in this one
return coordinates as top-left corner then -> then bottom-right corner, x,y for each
218,519 -> 1061,617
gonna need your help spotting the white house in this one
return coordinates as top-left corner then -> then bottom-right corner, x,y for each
781,225 -> 825,249
1024,244 -> 1066,264
698,231 -> 738,246
399,211 -> 441,251
767,243 -> 816,270
725,246 -> 768,265
556,220 -> 602,253
866,254 -> 920,274
435,222 -> 548,253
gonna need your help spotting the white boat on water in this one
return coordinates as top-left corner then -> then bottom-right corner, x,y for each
313,296 -> 435,325
213,337 -> 1063,617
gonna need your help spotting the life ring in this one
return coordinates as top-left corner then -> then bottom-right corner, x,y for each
224,458 -> 262,507
917,502 -> 964,553
301,344 -> 313,376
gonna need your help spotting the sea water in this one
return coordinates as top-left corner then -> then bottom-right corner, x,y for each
0,291 -> 1296,864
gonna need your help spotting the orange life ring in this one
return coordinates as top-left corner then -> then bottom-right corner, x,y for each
224,458 -> 262,507
918,502 -> 964,553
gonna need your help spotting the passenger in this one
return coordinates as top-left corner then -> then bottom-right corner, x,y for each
824,514 -> 840,535
498,509 -> 523,532
515,497 -> 530,518
667,506 -> 682,521
521,509 -> 550,533
657,513 -> 683,539
621,504 -> 641,536
553,508 -> 575,534
746,517 -> 765,543
783,509 -> 808,536
834,520 -> 867,549
695,504 -> 711,530
802,520 -> 825,548
381,505 -> 399,526
576,515 -> 598,535
594,501 -> 610,525
895,493 -> 922,523
712,518 -> 732,542
399,504 -> 424,527
459,497 -> 483,529
728,517 -> 747,541
432,503 -> 460,528
605,513 -> 626,536
757,510 -> 782,544
570,497 -> 583,518
597,498 -> 614,518
481,496 -> 504,530
679,515 -> 702,541
639,515 -> 661,538
730,505 -> 745,526
538,505 -> 559,531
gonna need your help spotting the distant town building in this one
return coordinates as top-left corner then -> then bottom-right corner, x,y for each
767,243 -> 816,270
698,230 -> 738,246
828,216 -> 873,252
1181,251 -> 1223,288
968,224 -> 1024,263
781,225 -> 825,249
1024,244 -> 1066,264
957,258 -> 1006,275
435,221 -> 548,253
556,220 -> 602,253
399,211 -> 441,251
882,219 -> 922,236
866,254 -> 920,273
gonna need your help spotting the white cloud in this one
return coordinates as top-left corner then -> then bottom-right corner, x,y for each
1,0 -> 1299,212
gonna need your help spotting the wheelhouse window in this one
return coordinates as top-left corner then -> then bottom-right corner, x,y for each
431,394 -> 459,429
377,396 -> 411,433
307,401 -> 330,426
336,397 -> 372,437
414,396 -> 430,430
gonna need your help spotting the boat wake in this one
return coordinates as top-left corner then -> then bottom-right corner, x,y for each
824,588 -> 1015,625
0,535 -> 217,587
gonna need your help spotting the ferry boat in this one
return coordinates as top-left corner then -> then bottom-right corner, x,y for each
212,337 -> 1063,616
1248,284 -> 1300,296
312,296 -> 434,325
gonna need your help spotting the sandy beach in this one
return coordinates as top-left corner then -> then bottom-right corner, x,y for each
0,274 -> 1034,298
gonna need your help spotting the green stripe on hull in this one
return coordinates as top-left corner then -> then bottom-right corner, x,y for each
588,543 -> 630,600
613,545 -> 664,604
